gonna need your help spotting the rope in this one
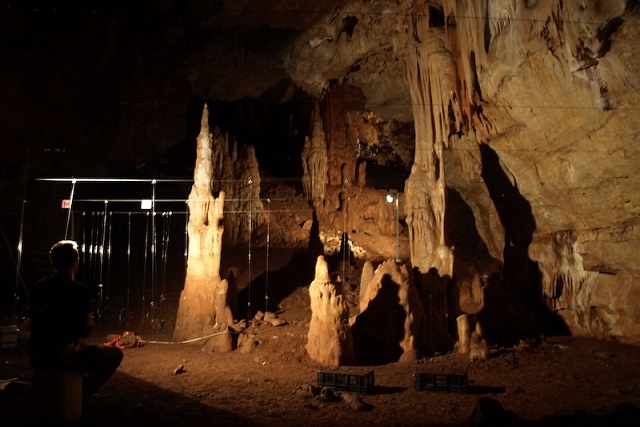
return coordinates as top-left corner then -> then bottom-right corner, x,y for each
140,330 -> 241,345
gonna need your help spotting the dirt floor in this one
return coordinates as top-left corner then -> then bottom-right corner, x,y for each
2,283 -> 640,426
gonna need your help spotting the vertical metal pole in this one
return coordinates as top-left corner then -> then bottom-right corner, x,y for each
64,178 -> 77,240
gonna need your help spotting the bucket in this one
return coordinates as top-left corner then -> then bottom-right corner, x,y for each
0,325 -> 18,349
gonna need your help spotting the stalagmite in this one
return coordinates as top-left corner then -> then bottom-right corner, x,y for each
469,321 -> 488,362
306,256 -> 355,366
213,131 -> 266,246
174,104 -> 234,346
352,259 -> 426,364
456,273 -> 488,360
358,260 -> 374,308
456,315 -> 470,354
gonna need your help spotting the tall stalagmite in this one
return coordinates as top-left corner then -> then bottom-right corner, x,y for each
306,255 -> 355,366
174,104 -> 233,342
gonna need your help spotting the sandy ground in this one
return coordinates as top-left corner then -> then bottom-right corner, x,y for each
2,284 -> 640,427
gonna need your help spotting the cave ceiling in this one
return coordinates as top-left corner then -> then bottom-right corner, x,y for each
0,0 -> 415,179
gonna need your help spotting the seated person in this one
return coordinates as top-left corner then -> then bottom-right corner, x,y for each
28,240 -> 123,398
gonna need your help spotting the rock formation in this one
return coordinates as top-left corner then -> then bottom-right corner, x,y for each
358,260 -> 374,305
404,8 -> 459,278
352,259 -> 426,364
211,130 -> 266,247
456,272 -> 489,360
301,102 -> 329,203
306,256 -> 355,366
174,105 -> 234,347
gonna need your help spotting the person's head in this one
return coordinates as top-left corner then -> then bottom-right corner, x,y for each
50,240 -> 79,275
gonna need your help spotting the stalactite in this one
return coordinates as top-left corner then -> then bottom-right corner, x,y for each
301,101 -> 328,203
321,85 -> 358,187
404,9 -> 460,277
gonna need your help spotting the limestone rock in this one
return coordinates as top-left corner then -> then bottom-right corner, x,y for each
306,256 -> 355,366
352,259 -> 425,364
358,260 -> 375,307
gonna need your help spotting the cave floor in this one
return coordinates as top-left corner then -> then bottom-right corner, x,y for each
2,286 -> 640,426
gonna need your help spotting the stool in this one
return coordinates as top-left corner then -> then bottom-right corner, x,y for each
33,371 -> 83,423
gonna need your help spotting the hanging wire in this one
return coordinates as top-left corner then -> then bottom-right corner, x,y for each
91,211 -> 97,287
80,211 -> 86,283
14,164 -> 28,313
87,212 -> 95,284
160,212 -> 172,309
150,180 -> 157,318
97,200 -> 108,325
126,212 -> 131,311
105,211 -> 113,306
64,178 -> 76,239
265,198 -> 270,313
142,212 -> 150,316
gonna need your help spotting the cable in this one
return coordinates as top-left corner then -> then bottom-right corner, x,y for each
140,330 -> 241,345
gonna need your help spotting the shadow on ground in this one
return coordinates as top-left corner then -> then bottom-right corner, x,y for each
1,367 -> 259,427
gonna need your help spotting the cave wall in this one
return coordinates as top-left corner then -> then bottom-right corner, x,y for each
434,0 -> 640,342
2,0 -> 640,343
290,0 -> 640,342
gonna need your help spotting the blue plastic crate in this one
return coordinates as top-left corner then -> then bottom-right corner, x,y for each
318,368 -> 375,394
413,372 -> 468,392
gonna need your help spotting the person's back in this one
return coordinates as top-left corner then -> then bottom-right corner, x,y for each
29,273 -> 93,370
28,240 -> 123,397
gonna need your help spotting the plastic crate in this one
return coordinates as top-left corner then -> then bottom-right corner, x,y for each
317,368 -> 375,394
413,372 -> 468,392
